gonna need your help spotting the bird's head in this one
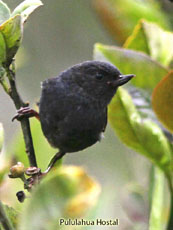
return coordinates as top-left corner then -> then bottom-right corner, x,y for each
65,61 -> 134,105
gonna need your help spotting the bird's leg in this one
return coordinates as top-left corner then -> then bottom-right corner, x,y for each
44,151 -> 66,174
12,106 -> 40,122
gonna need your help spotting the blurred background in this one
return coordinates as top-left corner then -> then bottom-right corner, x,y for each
1,0 -> 173,229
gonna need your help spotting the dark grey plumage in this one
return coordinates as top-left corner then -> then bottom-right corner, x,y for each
39,61 -> 134,153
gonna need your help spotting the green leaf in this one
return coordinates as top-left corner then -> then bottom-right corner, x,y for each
0,14 -> 23,66
0,122 -> 3,152
0,201 -> 15,230
10,115 -> 59,171
94,43 -> 168,90
93,0 -> 169,43
0,32 -> 6,65
18,166 -> 100,230
108,87 -> 172,172
0,166 -> 8,185
124,19 -> 150,54
0,123 -> 7,185
149,167 -> 165,230
4,205 -> 18,228
0,0 -> 11,25
152,71 -> 173,133
12,0 -> 43,23
125,20 -> 173,67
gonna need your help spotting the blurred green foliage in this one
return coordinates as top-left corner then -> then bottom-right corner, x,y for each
11,116 -> 57,170
0,122 -> 3,151
94,43 -> 168,89
124,20 -> 173,67
0,0 -> 173,230
149,167 -> 165,230
18,166 -> 100,230
94,17 -> 173,230
92,0 -> 170,43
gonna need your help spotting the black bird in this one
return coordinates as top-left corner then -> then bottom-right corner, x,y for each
14,61 -> 134,172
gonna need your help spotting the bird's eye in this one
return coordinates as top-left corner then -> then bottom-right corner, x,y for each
95,73 -> 104,80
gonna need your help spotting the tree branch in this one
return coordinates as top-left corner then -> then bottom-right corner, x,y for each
4,64 -> 37,167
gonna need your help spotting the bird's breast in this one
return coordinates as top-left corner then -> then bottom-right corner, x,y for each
39,80 -> 107,152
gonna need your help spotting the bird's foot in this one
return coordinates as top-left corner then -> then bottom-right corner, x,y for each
44,151 -> 66,174
12,106 -> 40,122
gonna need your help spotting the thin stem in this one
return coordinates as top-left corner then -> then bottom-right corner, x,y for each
167,174 -> 173,195
5,65 -> 37,167
167,194 -> 173,230
167,174 -> 173,230
0,202 -> 14,230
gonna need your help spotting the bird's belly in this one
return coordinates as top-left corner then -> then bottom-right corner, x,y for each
41,108 -> 105,152
57,128 -> 100,152
51,117 -> 103,152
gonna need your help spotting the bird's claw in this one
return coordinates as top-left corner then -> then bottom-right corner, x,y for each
12,107 -> 40,122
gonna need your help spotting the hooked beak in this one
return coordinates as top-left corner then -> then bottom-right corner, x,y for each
108,74 -> 135,87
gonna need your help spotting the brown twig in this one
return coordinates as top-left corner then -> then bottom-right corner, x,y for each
4,63 -> 37,167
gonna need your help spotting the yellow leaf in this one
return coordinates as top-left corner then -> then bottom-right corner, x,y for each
152,71 -> 173,132
63,166 -> 101,218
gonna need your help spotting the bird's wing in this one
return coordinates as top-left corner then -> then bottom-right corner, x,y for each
40,79 -> 70,126
102,108 -> 107,132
